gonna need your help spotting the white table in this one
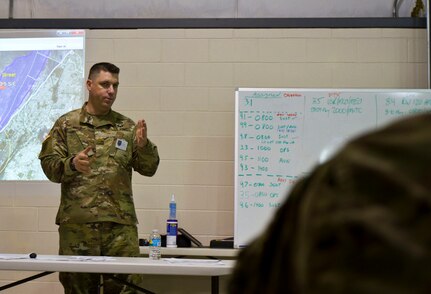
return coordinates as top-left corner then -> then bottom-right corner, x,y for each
0,254 -> 235,294
140,246 -> 239,258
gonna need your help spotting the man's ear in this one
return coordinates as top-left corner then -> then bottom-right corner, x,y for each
86,79 -> 92,91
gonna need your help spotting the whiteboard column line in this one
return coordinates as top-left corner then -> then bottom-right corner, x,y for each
428,0 -> 430,89
375,94 -> 378,126
301,95 -> 307,168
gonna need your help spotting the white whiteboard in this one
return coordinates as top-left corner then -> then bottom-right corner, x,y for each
234,88 -> 431,248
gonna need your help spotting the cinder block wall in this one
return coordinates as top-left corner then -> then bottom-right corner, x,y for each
0,28 -> 427,293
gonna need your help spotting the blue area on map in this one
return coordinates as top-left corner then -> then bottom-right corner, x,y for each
0,50 -> 51,132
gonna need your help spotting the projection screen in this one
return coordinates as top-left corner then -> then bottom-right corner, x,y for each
0,30 -> 85,180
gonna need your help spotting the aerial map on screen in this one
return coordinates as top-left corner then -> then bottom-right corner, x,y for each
0,30 -> 85,180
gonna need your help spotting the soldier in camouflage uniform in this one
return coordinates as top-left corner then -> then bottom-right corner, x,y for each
229,113 -> 431,294
39,62 -> 160,294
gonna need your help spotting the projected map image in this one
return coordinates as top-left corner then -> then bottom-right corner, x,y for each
0,31 -> 85,180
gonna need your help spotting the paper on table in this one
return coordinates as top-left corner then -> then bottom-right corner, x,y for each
163,258 -> 225,265
0,254 -> 116,262
41,256 -> 116,262
0,254 -> 30,260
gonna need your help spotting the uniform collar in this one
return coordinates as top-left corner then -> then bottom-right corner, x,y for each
79,102 -> 115,127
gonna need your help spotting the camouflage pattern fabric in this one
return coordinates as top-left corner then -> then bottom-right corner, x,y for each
39,103 -> 160,225
39,103 -> 159,293
59,222 -> 142,294
229,113 -> 431,294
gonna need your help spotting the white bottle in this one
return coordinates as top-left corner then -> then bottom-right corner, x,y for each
149,229 -> 161,260
169,194 -> 177,220
166,194 -> 178,248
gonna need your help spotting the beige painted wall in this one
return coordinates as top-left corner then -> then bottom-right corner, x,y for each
3,0 -> 420,18
0,27 -> 427,293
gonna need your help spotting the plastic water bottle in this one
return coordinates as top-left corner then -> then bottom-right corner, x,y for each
166,194 -> 178,248
149,229 -> 161,260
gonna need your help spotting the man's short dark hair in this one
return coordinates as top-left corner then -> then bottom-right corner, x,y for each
88,62 -> 120,79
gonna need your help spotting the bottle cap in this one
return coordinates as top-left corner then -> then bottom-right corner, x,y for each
171,194 -> 175,202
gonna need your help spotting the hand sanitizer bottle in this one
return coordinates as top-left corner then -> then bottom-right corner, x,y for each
166,194 -> 178,248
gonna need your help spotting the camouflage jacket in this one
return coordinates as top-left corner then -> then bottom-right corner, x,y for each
39,103 -> 160,225
229,113 -> 431,294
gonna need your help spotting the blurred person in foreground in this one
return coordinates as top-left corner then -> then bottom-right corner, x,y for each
229,113 -> 431,294
39,62 -> 160,294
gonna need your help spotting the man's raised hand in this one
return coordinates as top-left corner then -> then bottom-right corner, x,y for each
135,119 -> 148,147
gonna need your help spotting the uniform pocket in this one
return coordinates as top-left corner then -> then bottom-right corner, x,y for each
66,129 -> 87,155
109,135 -> 132,168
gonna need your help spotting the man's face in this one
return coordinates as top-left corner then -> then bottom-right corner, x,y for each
86,70 -> 119,115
